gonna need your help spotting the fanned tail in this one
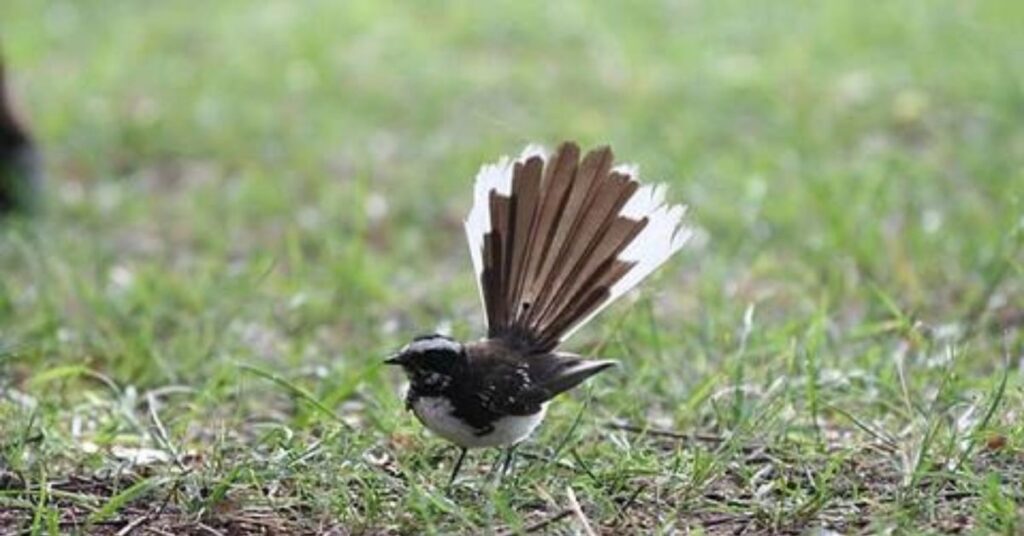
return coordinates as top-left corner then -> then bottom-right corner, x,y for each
464,141 -> 691,352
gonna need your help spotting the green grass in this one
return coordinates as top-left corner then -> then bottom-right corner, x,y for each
1,0 -> 1022,533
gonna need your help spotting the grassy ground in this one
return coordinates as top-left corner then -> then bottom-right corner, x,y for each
1,1 -> 1023,533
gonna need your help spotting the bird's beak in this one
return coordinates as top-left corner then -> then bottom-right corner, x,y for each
384,354 -> 403,366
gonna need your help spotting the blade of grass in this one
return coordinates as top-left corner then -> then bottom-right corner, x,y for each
238,362 -> 352,429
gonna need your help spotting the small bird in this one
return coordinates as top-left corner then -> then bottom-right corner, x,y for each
0,53 -> 41,216
386,141 -> 690,486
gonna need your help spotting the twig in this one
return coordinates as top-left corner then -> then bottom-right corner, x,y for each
565,486 -> 596,536
195,522 -> 226,536
153,475 -> 183,522
606,422 -> 727,443
115,513 -> 151,536
702,513 -> 749,528
508,509 -> 573,535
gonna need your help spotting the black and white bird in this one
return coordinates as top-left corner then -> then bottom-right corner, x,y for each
0,54 -> 40,216
386,141 -> 690,486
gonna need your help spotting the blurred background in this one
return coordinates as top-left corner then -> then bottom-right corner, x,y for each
3,0 -> 1019,371
1,0 -> 1022,531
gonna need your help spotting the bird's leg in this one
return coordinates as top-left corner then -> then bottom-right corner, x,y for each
488,448 -> 505,475
500,444 -> 518,479
447,447 -> 468,490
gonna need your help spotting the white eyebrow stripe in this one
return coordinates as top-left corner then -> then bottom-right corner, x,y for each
404,337 -> 461,354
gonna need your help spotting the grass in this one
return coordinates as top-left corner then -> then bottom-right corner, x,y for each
1,0 -> 1022,533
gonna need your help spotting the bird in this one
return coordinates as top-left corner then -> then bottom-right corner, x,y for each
385,141 -> 691,487
0,52 -> 41,217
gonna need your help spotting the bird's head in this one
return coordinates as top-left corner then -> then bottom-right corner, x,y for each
385,334 -> 465,390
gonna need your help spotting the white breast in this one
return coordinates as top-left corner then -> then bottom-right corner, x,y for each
411,396 -> 547,448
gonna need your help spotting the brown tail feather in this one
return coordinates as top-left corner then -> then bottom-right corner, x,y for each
465,142 -> 690,352
506,156 -> 544,317
521,145 -> 612,331
527,171 -> 643,333
519,142 -> 582,316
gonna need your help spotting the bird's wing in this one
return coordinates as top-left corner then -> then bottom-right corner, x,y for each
464,141 -> 691,353
467,355 -> 541,418
471,352 -> 617,417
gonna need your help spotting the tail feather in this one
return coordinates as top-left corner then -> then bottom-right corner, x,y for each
464,141 -> 690,352
528,172 -> 642,335
521,356 -> 618,404
533,147 -> 614,302
506,156 -> 544,318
